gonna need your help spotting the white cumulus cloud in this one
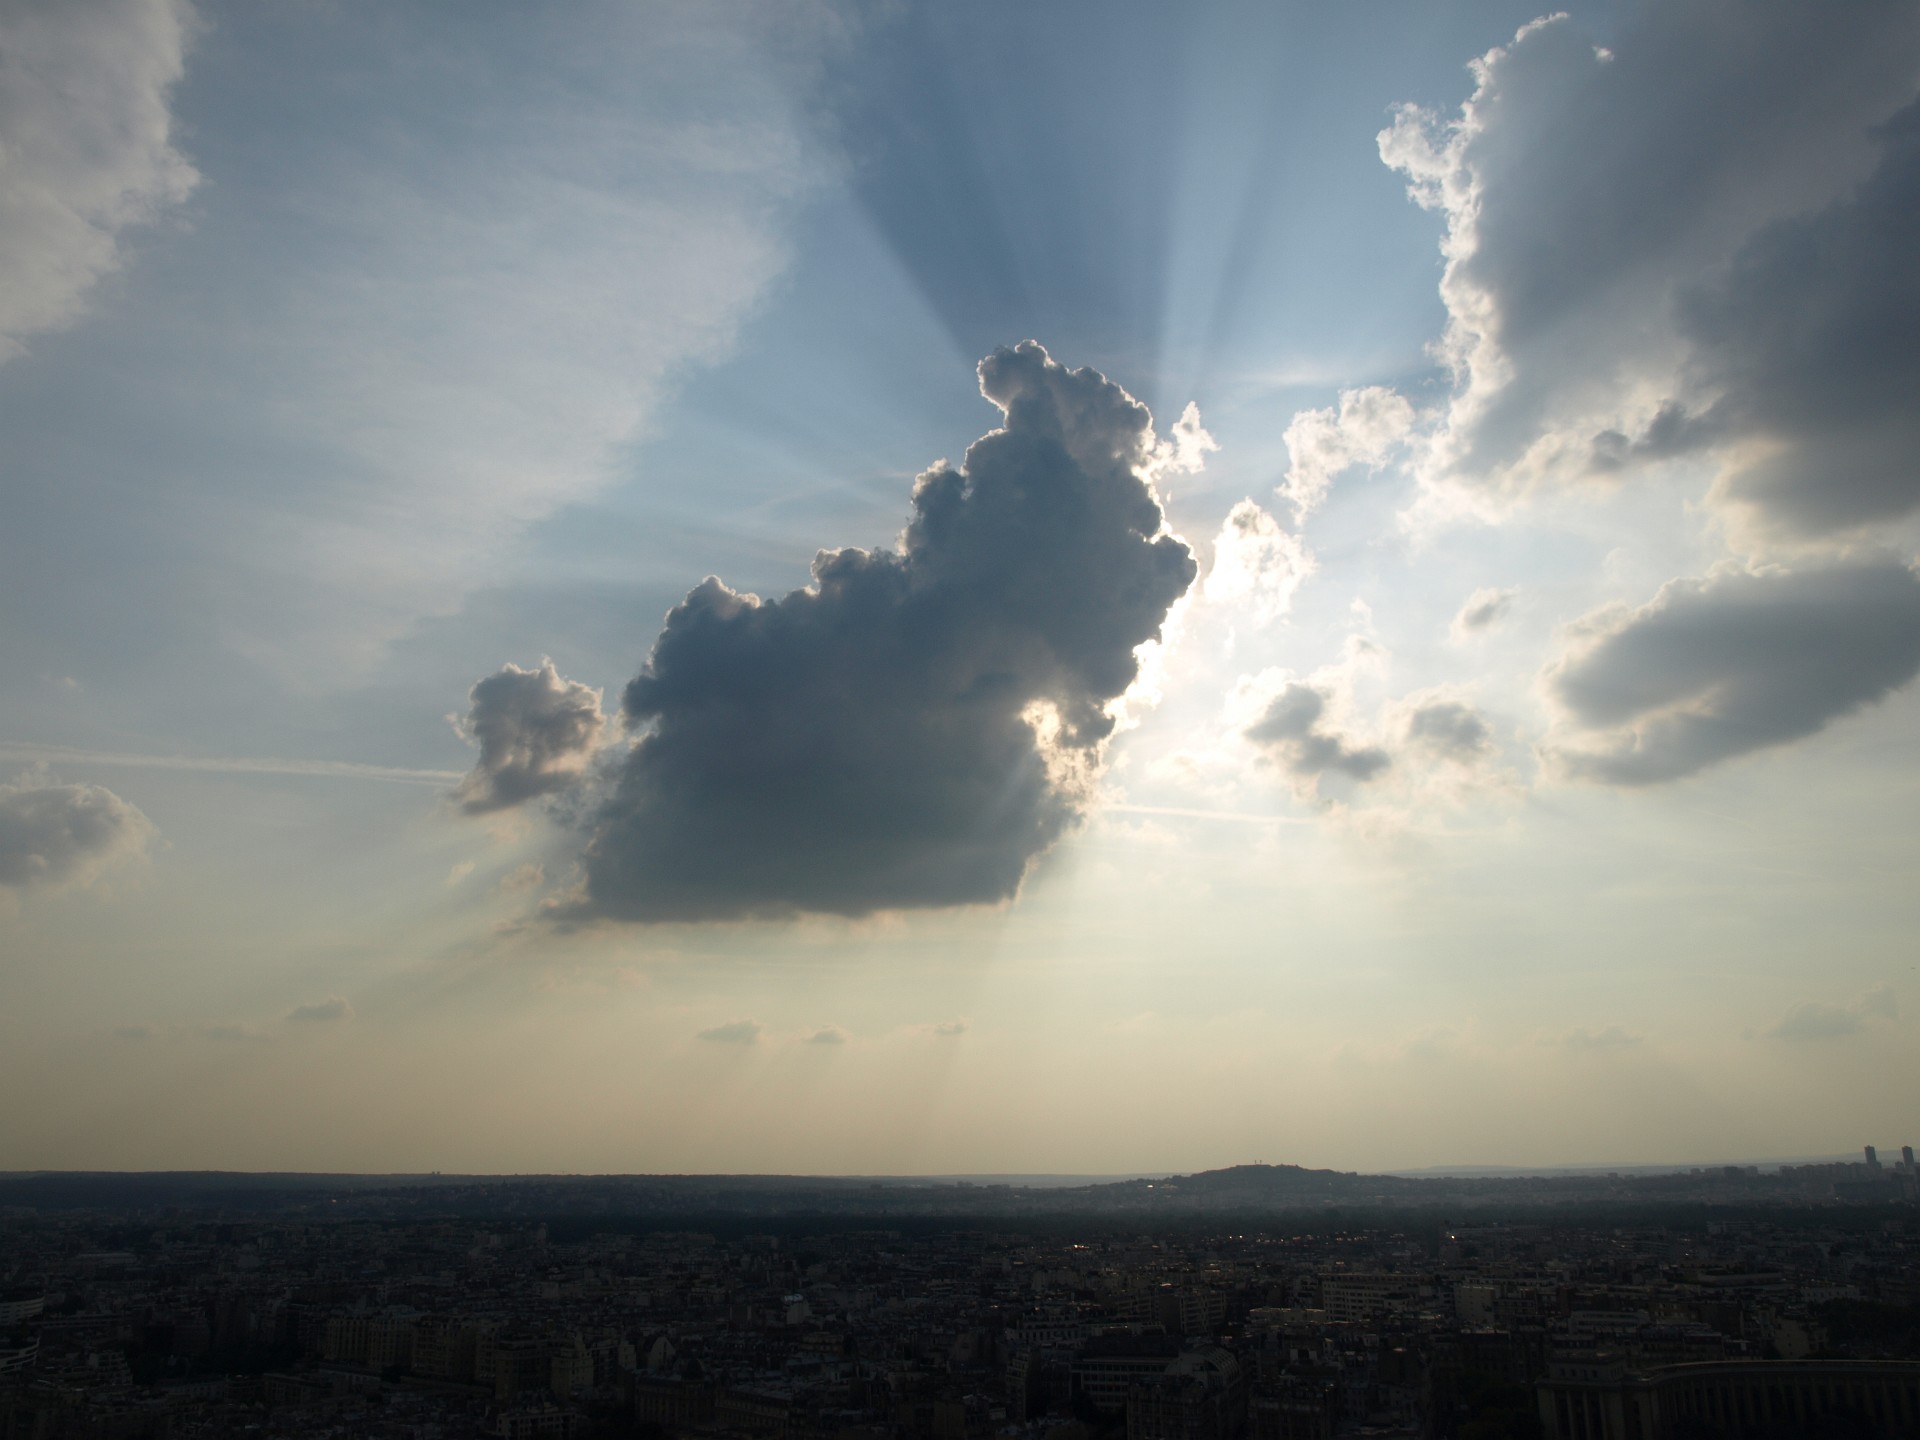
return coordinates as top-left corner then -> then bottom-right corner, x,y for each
0,773 -> 157,909
1277,387 -> 1414,519
1380,4 -> 1920,524
453,660 -> 605,815
1203,500 -> 1315,625
1543,561 -> 1920,785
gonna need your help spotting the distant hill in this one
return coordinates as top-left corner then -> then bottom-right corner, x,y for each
0,1155 -> 1887,1219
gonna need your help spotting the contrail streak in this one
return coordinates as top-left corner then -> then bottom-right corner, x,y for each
0,741 -> 463,786
1100,803 -> 1309,825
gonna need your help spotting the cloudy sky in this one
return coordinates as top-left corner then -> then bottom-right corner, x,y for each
3,0 -> 1917,1175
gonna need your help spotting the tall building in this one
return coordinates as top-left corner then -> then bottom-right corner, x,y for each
1864,1145 -> 1880,1169
1071,1334 -> 1183,1414
1538,1358 -> 1920,1439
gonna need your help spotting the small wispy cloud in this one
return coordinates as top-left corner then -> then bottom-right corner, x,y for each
805,1025 -> 849,1046
1450,587 -> 1517,640
1766,984 -> 1898,1043
287,998 -> 351,1024
194,1022 -> 267,1044
696,1019 -> 763,1045
1768,1003 -> 1864,1041
495,862 -> 545,895
1552,1025 -> 1644,1053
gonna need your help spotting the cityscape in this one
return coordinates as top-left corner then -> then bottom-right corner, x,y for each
3,1148 -> 1919,1439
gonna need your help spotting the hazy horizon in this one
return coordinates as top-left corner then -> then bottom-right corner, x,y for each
0,1153 -> 1878,1183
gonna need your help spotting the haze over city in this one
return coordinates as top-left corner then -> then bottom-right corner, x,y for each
2,0 -> 1918,1180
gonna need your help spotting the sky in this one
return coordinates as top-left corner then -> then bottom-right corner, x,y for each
2,0 -> 1917,1176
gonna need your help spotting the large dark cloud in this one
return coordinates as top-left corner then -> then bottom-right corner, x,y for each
560,342 -> 1195,922
453,659 -> 604,814
0,775 -> 155,902
1381,4 -> 1920,510
1679,102 -> 1920,535
1545,562 -> 1920,785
